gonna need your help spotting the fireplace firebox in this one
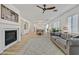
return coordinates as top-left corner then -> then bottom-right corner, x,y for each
5,30 -> 17,46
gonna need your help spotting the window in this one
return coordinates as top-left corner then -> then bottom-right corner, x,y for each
1,4 -> 18,22
68,15 -> 78,33
24,22 -> 28,30
68,16 -> 72,32
53,20 -> 60,30
24,23 -> 26,30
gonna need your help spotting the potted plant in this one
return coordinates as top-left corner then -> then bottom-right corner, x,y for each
50,28 -> 61,35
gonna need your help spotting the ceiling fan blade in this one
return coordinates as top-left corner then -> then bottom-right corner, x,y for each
46,6 -> 56,10
37,5 -> 43,9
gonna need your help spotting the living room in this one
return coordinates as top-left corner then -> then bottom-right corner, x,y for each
0,4 -> 79,55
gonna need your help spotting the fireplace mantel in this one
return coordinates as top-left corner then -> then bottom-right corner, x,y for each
0,22 -> 21,53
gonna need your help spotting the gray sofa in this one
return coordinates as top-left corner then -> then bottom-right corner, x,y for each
50,32 -> 79,55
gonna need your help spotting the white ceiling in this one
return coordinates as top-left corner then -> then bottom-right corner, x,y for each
13,4 -> 77,24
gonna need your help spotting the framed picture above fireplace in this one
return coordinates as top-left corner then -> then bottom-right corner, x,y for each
1,4 -> 18,22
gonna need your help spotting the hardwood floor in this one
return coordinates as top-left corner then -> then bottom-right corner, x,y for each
1,32 -> 64,55
1,33 -> 33,55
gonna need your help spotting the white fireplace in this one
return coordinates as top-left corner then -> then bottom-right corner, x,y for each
0,4 -> 21,53
0,23 -> 21,53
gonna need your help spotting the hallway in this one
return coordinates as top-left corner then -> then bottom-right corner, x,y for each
2,33 -> 64,55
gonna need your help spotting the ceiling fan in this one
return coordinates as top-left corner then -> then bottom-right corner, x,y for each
37,4 -> 57,13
